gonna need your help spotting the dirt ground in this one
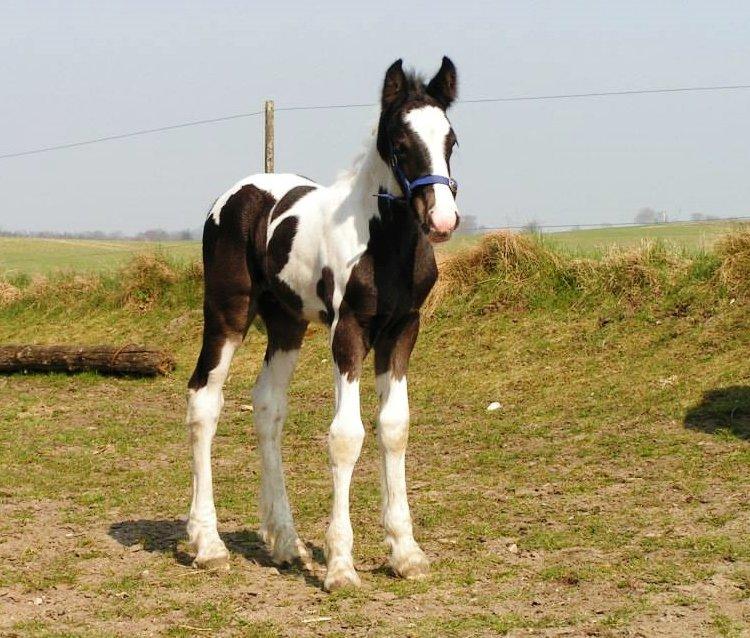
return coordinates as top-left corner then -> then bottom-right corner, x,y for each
2,496 -> 746,637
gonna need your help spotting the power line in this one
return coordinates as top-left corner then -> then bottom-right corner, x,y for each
276,102 -> 375,112
0,110 -> 262,160
2,83 -> 750,160
280,83 -> 750,110
459,84 -> 750,104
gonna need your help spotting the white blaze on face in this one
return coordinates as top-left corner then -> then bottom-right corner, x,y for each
403,105 -> 458,234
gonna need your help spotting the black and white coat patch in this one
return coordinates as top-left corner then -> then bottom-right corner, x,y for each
186,57 -> 460,591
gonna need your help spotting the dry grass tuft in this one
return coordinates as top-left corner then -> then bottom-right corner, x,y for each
425,231 -> 562,314
715,225 -> 750,297
64,275 -> 102,296
119,253 -> 179,305
183,259 -> 204,282
26,274 -> 51,298
592,240 -> 679,302
0,281 -> 22,306
41,272 -> 103,301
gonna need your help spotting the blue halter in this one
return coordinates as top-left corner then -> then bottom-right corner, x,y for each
377,150 -> 458,203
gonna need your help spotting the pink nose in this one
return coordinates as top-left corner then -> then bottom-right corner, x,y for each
430,208 -> 458,234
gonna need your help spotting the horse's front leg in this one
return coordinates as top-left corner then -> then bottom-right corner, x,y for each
374,312 -> 429,579
324,314 -> 368,591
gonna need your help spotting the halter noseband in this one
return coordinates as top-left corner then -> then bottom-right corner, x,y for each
376,146 -> 458,203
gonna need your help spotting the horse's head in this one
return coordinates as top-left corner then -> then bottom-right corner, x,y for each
377,57 -> 460,243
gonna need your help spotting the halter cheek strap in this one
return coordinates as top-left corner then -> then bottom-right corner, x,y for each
376,150 -> 458,203
409,174 -> 458,193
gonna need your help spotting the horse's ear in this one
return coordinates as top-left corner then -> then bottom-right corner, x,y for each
381,59 -> 407,110
426,56 -> 458,109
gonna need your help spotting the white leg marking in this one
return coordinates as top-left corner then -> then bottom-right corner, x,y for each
376,372 -> 429,579
185,340 -> 237,570
252,350 -> 310,567
324,367 -> 365,591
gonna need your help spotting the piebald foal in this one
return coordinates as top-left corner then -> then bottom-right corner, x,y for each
186,57 -> 460,591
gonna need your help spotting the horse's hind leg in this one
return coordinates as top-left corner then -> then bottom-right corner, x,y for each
186,247 -> 254,569
252,293 -> 310,566
186,332 -> 238,569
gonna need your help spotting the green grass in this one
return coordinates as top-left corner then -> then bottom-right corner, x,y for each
0,236 -> 200,275
0,231 -> 748,636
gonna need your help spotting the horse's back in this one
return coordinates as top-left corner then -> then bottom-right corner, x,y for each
200,173 -> 325,320
202,172 -> 320,266
208,173 -> 319,226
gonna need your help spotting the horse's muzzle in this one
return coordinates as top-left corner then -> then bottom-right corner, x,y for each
427,209 -> 459,243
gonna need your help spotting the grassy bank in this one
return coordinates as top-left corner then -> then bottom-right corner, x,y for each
0,230 -> 748,636
3,226 -> 749,315
428,227 -> 750,318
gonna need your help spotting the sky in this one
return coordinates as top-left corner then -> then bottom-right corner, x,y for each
1,0 -> 749,234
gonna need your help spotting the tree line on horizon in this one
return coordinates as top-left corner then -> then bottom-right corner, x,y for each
0,228 -> 201,241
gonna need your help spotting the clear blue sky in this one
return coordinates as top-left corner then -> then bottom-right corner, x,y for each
1,1 -> 749,234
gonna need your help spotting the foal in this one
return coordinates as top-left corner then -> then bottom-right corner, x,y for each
186,57 -> 460,591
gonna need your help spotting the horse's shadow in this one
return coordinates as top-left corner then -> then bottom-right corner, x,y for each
107,519 -> 326,588
684,385 -> 750,440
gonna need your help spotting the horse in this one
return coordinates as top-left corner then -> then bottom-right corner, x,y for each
185,57 -> 460,591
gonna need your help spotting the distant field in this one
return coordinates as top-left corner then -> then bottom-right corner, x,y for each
545,220 -> 746,253
1,236 -> 468,276
0,237 -> 200,275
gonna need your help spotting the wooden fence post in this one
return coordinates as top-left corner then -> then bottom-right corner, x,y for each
264,100 -> 274,173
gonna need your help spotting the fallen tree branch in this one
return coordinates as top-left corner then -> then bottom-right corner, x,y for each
0,345 -> 176,376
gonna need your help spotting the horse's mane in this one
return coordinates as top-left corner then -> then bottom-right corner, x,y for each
334,70 -> 428,184
335,123 -> 378,183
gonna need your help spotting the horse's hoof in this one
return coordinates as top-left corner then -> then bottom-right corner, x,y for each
272,537 -> 312,570
193,545 -> 230,571
324,566 -> 361,591
391,549 -> 430,580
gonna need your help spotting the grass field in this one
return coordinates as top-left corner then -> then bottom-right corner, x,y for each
0,232 -> 748,636
546,221 -> 745,254
0,237 -> 200,276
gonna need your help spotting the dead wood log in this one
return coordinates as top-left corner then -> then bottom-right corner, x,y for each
0,345 -> 176,376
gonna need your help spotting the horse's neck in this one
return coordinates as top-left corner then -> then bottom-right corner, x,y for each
328,136 -> 399,220
341,136 -> 431,256
323,134 -> 436,301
